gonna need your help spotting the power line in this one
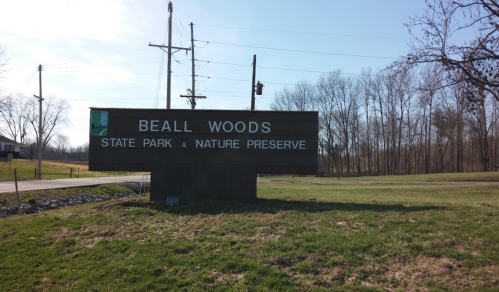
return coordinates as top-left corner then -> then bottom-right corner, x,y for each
44,69 -> 157,76
125,0 -> 148,34
196,59 -> 363,76
196,60 -> 251,67
154,51 -> 166,108
44,47 -> 151,69
194,50 -> 212,109
195,75 -> 296,86
43,70 -> 297,86
44,37 -> 160,68
196,24 -> 410,40
24,67 -> 39,85
195,40 -> 398,59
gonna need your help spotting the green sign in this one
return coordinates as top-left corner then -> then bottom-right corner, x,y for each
90,111 -> 108,136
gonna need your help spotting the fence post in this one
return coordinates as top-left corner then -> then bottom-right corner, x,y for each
14,168 -> 21,214
70,167 -> 72,178
34,167 -> 37,179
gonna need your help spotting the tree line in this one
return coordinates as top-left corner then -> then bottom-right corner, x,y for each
271,64 -> 498,175
0,93 -> 88,161
272,0 -> 499,176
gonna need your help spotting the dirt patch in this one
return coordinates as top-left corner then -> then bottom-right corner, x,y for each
209,271 -> 246,286
369,256 -> 499,291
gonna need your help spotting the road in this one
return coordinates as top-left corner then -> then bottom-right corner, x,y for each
1,176 -> 496,194
0,176 -> 147,193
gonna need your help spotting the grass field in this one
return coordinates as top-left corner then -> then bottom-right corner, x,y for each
0,159 -> 137,181
265,171 -> 499,182
0,175 -> 498,291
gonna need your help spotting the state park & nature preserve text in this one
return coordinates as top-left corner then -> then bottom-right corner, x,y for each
98,119 -> 308,150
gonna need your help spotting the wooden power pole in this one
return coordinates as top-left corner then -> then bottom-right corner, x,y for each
33,64 -> 43,180
181,22 -> 206,109
148,1 -> 190,109
251,55 -> 256,110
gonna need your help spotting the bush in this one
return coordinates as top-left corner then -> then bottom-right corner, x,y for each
27,198 -> 36,205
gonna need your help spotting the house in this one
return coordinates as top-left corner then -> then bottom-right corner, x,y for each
0,135 -> 22,158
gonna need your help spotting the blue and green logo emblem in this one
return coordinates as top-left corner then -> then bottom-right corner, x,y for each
91,111 -> 108,136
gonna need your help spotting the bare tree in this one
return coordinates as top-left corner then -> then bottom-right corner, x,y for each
332,76 -> 359,175
359,68 -> 375,175
26,96 -> 71,151
0,44 -> 8,80
417,64 -> 446,173
403,0 -> 499,104
0,44 -> 10,112
53,134 -> 70,154
0,94 -> 31,144
271,80 -> 316,111
316,71 -> 343,174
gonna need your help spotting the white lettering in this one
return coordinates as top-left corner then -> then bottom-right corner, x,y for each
222,121 -> 234,133
196,139 -> 240,149
140,120 -> 191,132
246,139 -> 307,150
173,120 -> 182,132
150,120 -> 159,132
101,138 -> 136,147
234,121 -> 246,133
249,121 -> 258,133
183,121 -> 192,132
143,138 -> 172,148
208,121 -> 223,132
161,121 -> 171,131
208,121 -> 271,134
261,122 -> 271,133
139,120 -> 148,131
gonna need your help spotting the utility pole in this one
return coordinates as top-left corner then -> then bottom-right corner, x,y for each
33,64 -> 43,180
250,55 -> 263,110
180,22 -> 206,109
148,1 -> 190,109
166,1 -> 173,109
191,22 -> 195,102
251,55 -> 256,110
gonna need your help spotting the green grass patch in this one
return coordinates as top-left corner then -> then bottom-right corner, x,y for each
268,171 -> 499,182
0,179 -> 498,291
0,159 -> 139,181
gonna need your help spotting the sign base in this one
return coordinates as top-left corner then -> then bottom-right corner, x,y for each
150,165 -> 257,202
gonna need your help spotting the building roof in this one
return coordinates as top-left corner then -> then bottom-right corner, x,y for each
0,135 -> 19,145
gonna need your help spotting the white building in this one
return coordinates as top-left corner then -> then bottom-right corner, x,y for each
0,135 -> 22,158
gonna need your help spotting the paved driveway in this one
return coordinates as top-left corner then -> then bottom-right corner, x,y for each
0,176 -> 147,193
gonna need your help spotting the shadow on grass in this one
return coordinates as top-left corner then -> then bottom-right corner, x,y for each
119,197 -> 446,215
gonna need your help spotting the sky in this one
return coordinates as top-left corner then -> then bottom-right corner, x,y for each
0,0 -> 426,147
